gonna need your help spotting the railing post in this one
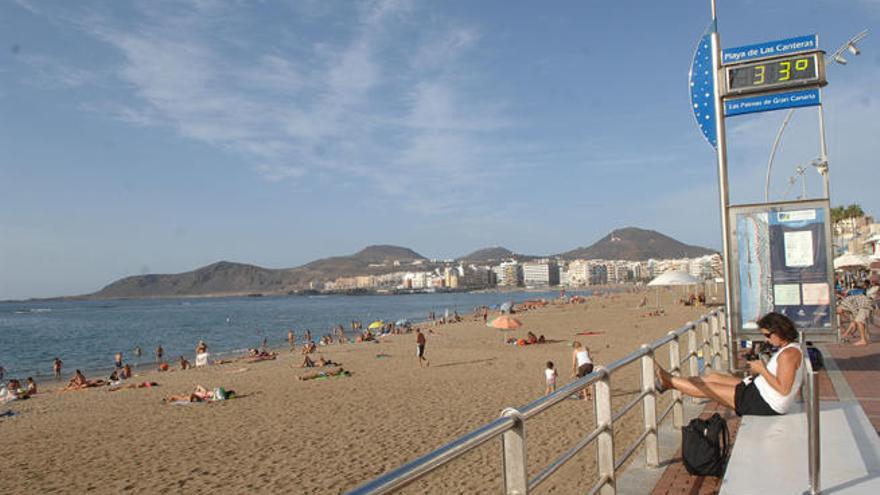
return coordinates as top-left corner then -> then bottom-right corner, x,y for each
807,369 -> 821,495
640,346 -> 659,467
667,331 -> 684,428
717,311 -> 730,369
501,408 -> 528,495
687,323 -> 698,379
710,315 -> 722,371
594,368 -> 616,495
700,320 -> 712,374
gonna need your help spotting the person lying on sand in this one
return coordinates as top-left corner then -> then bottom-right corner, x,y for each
298,367 -> 349,381
247,349 -> 277,361
301,355 -> 316,368
163,385 -> 233,403
64,370 -> 106,391
108,381 -> 158,392
316,356 -> 339,367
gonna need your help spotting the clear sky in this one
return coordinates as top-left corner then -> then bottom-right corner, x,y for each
1,0 -> 878,300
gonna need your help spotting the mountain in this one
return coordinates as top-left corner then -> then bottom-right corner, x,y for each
82,231 -> 714,299
558,227 -> 716,261
88,245 -> 430,299
93,261 -> 292,299
457,247 -> 515,262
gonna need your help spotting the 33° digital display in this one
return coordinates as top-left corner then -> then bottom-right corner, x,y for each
726,53 -> 822,95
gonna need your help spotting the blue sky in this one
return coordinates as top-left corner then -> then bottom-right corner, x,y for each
1,0 -> 878,300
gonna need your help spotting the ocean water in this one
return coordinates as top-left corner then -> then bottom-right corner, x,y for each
0,290 -> 599,380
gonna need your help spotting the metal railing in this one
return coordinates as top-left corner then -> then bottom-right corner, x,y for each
799,335 -> 821,495
348,308 -> 728,495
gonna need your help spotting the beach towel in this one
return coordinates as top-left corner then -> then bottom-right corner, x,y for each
195,352 -> 210,367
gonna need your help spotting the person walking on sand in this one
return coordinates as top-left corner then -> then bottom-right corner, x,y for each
416,328 -> 429,368
155,345 -> 164,364
571,341 -> 594,400
545,361 -> 558,395
53,357 -> 63,379
288,329 -> 296,352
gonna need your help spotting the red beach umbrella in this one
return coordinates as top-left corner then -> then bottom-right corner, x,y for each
489,316 -> 523,330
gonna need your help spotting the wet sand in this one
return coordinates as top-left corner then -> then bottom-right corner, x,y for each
0,290 -> 709,494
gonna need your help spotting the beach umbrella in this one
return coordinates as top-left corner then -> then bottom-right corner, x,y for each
368,320 -> 385,330
833,253 -> 871,270
395,319 -> 410,327
488,316 -> 522,330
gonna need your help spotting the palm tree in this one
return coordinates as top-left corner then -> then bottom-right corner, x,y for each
845,203 -> 865,235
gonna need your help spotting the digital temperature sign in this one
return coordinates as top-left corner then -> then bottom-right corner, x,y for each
724,51 -> 826,96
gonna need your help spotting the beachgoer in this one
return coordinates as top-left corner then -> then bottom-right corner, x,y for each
316,356 -> 339,367
67,369 -> 88,389
656,312 -> 803,416
114,352 -> 123,369
122,363 -> 132,379
527,331 -> 538,345
571,341 -> 593,400
24,377 -> 36,397
53,357 -> 63,379
482,307 -> 488,324
304,330 -> 312,343
301,355 -> 316,368
838,294 -> 874,346
416,328 -> 429,368
164,384 -> 217,403
0,365 -> 4,381
288,330 -> 296,351
155,345 -> 164,363
179,356 -> 190,370
545,361 -> 558,395
196,340 -> 207,354
298,367 -> 348,381
133,346 -> 142,361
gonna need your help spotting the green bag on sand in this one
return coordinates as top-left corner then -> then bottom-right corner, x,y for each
213,387 -> 227,401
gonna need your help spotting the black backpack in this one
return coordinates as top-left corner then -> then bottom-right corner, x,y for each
681,413 -> 730,477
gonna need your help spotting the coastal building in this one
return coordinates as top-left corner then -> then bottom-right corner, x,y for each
588,263 -> 608,285
522,260 -> 559,287
565,260 -> 590,287
459,266 -> 495,288
494,261 -> 523,287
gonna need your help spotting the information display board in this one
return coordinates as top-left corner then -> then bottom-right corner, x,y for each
728,199 -> 837,341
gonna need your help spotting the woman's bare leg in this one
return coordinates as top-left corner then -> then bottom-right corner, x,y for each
658,366 -> 737,409
703,372 -> 742,387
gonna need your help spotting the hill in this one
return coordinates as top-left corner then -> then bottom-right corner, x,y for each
93,261 -> 292,299
457,247 -> 515,262
88,246 -> 431,299
558,227 -> 715,260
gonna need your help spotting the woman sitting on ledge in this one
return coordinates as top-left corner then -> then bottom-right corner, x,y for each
655,312 -> 802,416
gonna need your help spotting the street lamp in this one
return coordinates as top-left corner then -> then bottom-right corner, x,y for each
763,29 -> 868,202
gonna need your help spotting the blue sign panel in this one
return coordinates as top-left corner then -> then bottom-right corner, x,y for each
722,34 -> 818,65
690,31 -> 716,148
725,88 -> 821,117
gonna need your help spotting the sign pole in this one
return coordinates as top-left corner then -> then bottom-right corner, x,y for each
708,1 -> 738,371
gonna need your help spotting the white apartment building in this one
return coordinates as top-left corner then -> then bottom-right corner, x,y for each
522,260 -> 559,287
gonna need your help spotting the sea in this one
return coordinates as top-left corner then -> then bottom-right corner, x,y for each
0,290 -> 603,380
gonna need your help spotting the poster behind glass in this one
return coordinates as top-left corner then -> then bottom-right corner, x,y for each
730,200 -> 835,339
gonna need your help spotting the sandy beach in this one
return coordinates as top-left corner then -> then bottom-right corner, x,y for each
0,291 -> 710,494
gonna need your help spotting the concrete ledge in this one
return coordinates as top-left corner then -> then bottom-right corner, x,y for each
720,402 -> 880,494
